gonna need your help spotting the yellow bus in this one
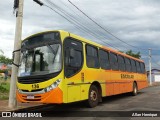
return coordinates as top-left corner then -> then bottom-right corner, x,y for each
17,30 -> 148,107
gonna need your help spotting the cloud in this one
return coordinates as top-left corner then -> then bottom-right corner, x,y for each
0,0 -> 160,70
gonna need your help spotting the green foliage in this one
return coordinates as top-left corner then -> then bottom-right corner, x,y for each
119,51 -> 124,53
0,55 -> 13,64
0,49 -> 4,54
0,95 -> 9,100
0,82 -> 10,100
0,84 -> 9,93
125,50 -> 141,59
120,50 -> 141,59
0,69 -> 7,73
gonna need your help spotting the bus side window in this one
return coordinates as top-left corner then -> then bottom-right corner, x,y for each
109,52 -> 118,71
125,57 -> 131,72
136,61 -> 141,73
64,38 -> 83,78
140,62 -> 145,73
99,49 -> 111,70
131,59 -> 137,73
86,45 -> 100,68
118,55 -> 125,71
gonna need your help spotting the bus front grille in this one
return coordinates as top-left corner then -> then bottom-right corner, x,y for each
18,72 -> 60,84
21,89 -> 43,92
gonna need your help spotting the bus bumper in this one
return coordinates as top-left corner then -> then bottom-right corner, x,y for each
16,87 -> 63,104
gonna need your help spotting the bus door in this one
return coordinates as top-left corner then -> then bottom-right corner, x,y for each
64,38 -> 84,102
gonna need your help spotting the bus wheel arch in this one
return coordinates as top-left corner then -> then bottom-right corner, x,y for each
132,81 -> 138,96
92,81 -> 102,102
87,81 -> 102,108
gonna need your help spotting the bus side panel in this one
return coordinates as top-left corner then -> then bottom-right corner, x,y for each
105,81 -> 133,96
67,85 -> 81,103
101,70 -> 110,96
137,80 -> 148,90
114,82 -> 120,95
110,71 -> 121,95
136,73 -> 148,90
119,82 -> 124,94
80,84 -> 90,101
125,81 -> 133,93
65,72 -> 82,103
106,82 -> 114,96
119,81 -> 132,93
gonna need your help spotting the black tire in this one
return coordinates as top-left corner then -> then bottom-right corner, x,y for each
87,85 -> 99,108
132,82 -> 138,96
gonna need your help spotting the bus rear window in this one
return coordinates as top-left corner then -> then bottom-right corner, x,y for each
140,62 -> 145,73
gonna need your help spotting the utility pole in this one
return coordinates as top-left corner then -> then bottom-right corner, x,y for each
9,0 -> 24,108
149,48 -> 152,86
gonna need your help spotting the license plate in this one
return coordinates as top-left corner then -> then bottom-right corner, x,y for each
27,95 -> 34,99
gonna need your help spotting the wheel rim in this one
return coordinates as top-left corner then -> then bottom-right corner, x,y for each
90,90 -> 97,101
134,86 -> 137,94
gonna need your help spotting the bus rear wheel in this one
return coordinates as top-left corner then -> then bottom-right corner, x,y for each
87,85 -> 99,108
132,82 -> 138,96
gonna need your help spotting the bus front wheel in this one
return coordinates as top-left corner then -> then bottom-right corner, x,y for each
87,85 -> 99,108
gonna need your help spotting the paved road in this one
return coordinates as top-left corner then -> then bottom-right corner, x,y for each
26,86 -> 160,111
1,86 -> 160,120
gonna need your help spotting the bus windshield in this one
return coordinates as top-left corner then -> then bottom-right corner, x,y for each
18,44 -> 62,77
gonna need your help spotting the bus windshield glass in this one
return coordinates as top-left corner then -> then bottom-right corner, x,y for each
18,32 -> 62,77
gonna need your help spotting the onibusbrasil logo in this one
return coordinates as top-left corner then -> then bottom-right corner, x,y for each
1,112 -> 42,117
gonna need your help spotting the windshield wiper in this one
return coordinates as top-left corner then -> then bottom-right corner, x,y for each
47,44 -> 56,55
47,44 -> 60,63
53,45 -> 59,63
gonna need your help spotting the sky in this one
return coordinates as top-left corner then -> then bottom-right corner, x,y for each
0,0 -> 160,69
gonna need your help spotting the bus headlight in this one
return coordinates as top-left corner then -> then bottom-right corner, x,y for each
17,88 -> 22,93
44,79 -> 62,93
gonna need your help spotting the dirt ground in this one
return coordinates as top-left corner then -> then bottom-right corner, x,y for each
0,100 -> 42,112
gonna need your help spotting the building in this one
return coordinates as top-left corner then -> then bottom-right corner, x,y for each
0,63 -> 7,70
147,69 -> 160,83
0,63 -> 12,76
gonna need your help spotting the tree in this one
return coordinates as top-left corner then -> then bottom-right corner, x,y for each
120,50 -> 141,59
0,55 -> 13,64
126,50 -> 141,59
0,49 -> 4,55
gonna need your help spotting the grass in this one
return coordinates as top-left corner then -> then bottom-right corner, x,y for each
0,78 -> 10,100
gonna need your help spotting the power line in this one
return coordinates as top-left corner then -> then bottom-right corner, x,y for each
33,0 -> 43,6
67,0 -> 160,51
152,58 -> 160,66
35,0 -> 160,64
42,0 -> 122,51
34,0 -> 160,74
36,0 -> 146,53
45,0 -> 145,52
46,5 -> 121,51
58,0 -> 128,50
